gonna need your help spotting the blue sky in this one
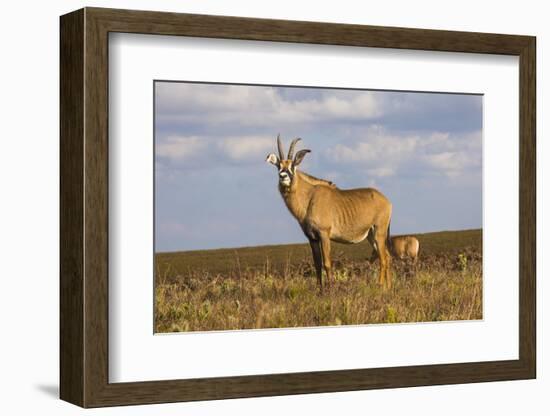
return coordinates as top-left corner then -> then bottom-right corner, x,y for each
155,81 -> 482,252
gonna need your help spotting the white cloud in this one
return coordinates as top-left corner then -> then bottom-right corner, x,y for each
156,136 -> 206,161
217,136 -> 273,161
366,167 -> 396,177
327,127 -> 420,165
156,127 -> 481,180
156,83 -> 383,127
323,127 -> 481,178
426,151 -> 460,170
156,134 -> 277,168
424,149 -> 480,177
156,83 -> 278,115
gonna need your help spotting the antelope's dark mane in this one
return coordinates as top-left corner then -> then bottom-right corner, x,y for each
298,171 -> 337,188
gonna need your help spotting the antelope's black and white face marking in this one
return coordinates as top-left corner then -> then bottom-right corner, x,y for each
265,153 -> 296,186
278,161 -> 295,187
266,154 -> 295,187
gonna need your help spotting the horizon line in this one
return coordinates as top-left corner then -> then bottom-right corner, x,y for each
156,227 -> 482,255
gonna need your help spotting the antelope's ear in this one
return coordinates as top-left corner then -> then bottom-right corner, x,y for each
265,153 -> 280,167
293,149 -> 311,166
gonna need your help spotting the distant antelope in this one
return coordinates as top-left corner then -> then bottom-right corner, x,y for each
390,236 -> 420,264
266,135 -> 393,291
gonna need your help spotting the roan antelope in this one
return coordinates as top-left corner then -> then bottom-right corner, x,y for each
390,236 -> 420,264
266,135 -> 393,291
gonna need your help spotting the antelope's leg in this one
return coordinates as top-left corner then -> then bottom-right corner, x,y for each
386,246 -> 392,289
319,232 -> 333,289
385,246 -> 392,289
366,226 -> 378,263
309,239 -> 323,290
375,233 -> 391,289
378,251 -> 386,287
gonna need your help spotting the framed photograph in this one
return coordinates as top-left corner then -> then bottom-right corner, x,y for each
60,7 -> 536,408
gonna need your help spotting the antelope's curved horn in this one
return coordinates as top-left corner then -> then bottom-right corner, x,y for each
288,137 -> 302,160
277,134 -> 285,160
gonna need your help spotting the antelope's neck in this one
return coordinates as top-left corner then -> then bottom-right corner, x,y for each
279,172 -> 314,224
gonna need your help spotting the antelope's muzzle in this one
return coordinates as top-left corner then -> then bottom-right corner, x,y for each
279,170 -> 292,186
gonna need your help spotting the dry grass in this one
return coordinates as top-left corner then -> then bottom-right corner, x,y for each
155,229 -> 482,332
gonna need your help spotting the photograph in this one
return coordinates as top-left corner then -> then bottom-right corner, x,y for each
154,81 -> 483,333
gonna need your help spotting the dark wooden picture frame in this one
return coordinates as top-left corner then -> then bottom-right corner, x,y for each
60,7 -> 536,408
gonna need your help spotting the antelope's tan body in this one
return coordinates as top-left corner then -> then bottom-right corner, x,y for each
267,136 -> 393,291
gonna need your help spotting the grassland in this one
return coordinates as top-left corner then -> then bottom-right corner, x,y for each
155,229 -> 482,332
